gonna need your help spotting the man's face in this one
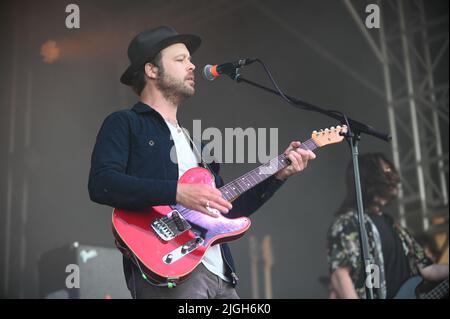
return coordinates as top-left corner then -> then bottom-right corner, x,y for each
380,160 -> 400,197
154,43 -> 196,102
371,160 -> 400,211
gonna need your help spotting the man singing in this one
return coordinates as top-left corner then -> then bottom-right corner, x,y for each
89,26 -> 315,299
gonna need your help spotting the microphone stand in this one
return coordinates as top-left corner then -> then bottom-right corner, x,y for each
225,68 -> 391,299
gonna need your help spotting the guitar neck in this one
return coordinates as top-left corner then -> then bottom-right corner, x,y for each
219,138 -> 319,201
423,278 -> 448,299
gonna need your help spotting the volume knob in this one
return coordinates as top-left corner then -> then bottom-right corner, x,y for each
181,245 -> 189,254
165,254 -> 173,264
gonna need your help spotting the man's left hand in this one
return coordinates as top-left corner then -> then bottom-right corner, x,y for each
275,141 -> 316,181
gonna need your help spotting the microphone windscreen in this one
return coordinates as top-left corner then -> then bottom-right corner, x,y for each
203,64 -> 216,81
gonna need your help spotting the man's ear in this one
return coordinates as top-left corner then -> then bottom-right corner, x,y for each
145,63 -> 159,79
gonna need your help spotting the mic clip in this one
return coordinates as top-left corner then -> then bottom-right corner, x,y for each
203,58 -> 256,81
226,58 -> 255,81
228,66 -> 241,81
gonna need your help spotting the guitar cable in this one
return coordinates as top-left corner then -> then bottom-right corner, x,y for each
131,252 -> 178,288
115,239 -> 177,288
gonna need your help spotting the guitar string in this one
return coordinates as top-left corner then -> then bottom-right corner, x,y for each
160,141 -> 318,229
159,128 -> 346,229
423,279 -> 448,299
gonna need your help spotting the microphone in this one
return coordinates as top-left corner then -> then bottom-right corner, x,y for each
203,58 -> 255,81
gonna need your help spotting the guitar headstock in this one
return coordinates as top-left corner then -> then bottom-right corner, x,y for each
311,125 -> 347,147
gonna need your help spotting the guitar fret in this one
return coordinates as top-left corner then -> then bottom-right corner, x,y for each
301,139 -> 318,151
219,136 -> 329,201
236,179 -> 246,192
247,172 -> 259,185
423,279 -> 448,299
227,186 -> 235,199
220,154 -> 288,199
221,185 -> 236,201
242,174 -> 253,187
248,171 -> 258,183
243,174 -> 253,187
232,181 -> 242,193
257,170 -> 265,180
230,185 -> 239,199
242,176 -> 252,189
254,169 -> 265,181
278,155 -> 287,167
237,178 -> 246,192
225,183 -> 239,200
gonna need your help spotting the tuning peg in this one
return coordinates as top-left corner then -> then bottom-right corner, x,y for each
313,130 -> 318,135
330,126 -> 335,131
337,125 -> 341,129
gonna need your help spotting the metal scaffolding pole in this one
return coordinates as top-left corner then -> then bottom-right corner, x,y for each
378,0 -> 407,227
398,0 -> 429,230
418,0 -> 449,207
343,0 -> 449,234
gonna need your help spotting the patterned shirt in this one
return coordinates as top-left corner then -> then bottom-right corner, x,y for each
327,211 -> 432,298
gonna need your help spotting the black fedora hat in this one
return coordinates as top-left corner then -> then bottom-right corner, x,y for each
120,26 -> 201,85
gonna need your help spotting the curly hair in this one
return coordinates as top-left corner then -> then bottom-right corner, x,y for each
336,153 -> 401,215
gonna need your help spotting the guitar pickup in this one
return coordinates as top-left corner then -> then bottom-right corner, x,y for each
151,209 -> 191,241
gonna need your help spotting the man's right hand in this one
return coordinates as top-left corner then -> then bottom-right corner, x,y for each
175,183 -> 233,218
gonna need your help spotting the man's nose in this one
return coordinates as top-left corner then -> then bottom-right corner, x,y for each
188,60 -> 195,71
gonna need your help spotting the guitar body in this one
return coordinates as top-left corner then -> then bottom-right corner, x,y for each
394,276 -> 423,299
112,167 -> 251,285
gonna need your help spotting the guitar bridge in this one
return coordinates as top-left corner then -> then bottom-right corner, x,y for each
151,210 -> 191,241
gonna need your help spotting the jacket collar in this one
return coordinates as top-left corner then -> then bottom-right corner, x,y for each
131,101 -> 174,133
131,101 -> 159,114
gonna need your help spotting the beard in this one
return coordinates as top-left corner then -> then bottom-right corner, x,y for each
155,66 -> 195,105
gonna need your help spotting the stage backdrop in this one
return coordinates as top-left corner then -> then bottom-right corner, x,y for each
0,0 -> 448,298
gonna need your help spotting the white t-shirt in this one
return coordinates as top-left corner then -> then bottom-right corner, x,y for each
165,120 -> 229,282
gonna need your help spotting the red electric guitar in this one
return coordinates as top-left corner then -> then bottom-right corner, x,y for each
112,126 -> 347,285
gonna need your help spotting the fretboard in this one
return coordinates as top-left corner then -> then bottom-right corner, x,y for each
423,278 -> 448,299
219,138 -> 318,201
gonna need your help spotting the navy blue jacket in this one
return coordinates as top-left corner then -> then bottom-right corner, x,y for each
88,101 -> 284,286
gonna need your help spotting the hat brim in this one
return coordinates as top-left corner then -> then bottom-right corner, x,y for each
120,34 -> 201,86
